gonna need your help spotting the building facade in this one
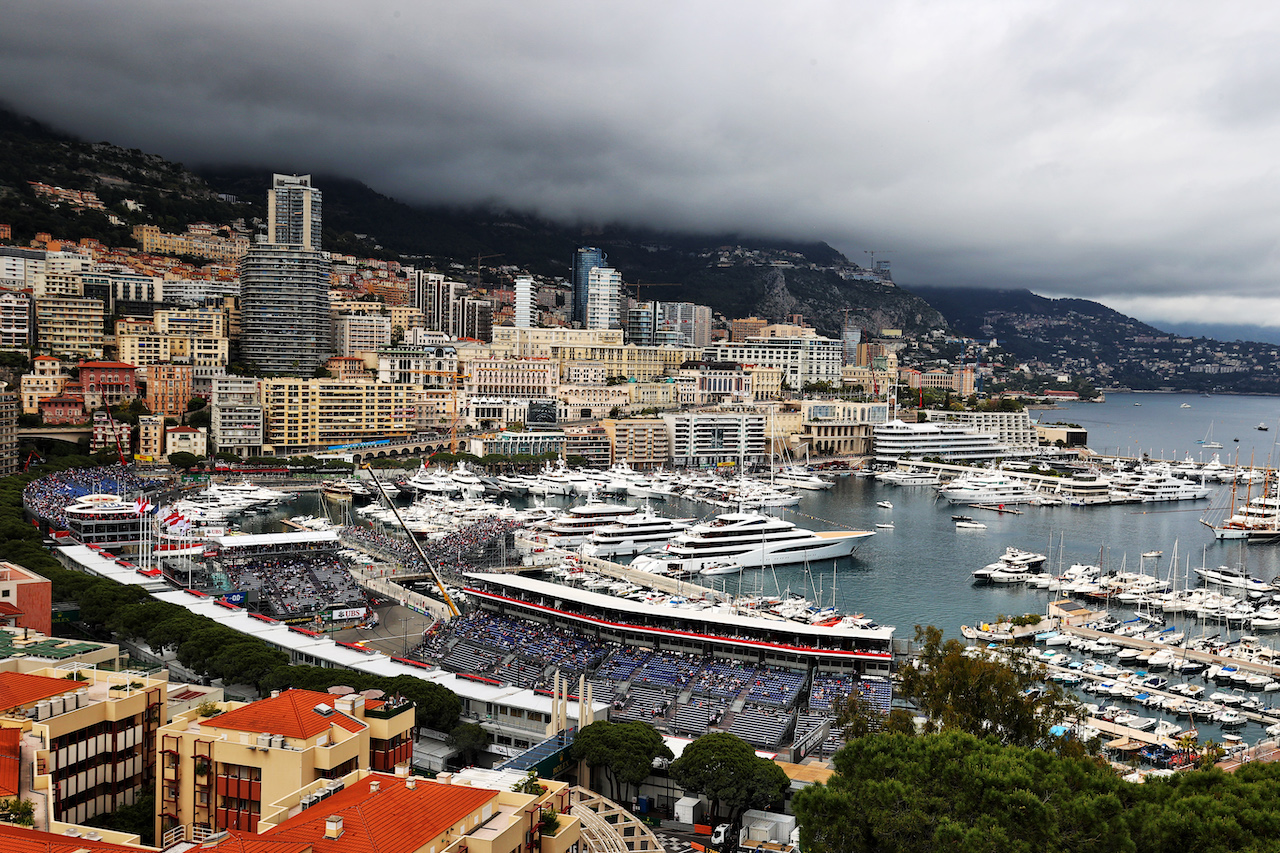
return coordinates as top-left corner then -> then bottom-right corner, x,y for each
239,244 -> 332,375
0,289 -> 32,350
704,335 -> 843,387
571,246 -> 605,327
155,688 -> 414,838
268,173 -> 323,250
34,296 -> 104,358
260,378 -> 421,453
210,377 -> 263,456
145,363 -> 195,417
78,361 -> 138,409
662,410 -> 768,468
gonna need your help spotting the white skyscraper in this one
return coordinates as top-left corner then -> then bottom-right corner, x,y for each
514,275 -> 536,328
267,174 -> 322,250
585,267 -> 622,330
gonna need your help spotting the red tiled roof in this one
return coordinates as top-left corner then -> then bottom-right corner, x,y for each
0,823 -> 155,852
0,727 -> 19,797
202,689 -> 366,738
263,774 -> 499,853
78,361 -> 136,370
0,672 -> 73,713
0,602 -> 22,616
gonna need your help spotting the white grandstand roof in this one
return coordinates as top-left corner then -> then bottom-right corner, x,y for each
145,589 -> 607,717
211,530 -> 340,548
463,572 -> 895,642
56,545 -> 171,593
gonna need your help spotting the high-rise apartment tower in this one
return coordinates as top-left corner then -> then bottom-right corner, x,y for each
571,247 -> 605,326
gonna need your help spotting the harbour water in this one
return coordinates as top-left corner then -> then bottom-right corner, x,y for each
245,390 -> 1280,744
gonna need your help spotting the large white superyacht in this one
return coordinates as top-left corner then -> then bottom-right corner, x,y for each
938,473 -> 1037,505
579,509 -> 695,557
629,511 -> 874,575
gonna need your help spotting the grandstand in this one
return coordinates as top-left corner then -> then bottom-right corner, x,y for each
405,606 -> 890,756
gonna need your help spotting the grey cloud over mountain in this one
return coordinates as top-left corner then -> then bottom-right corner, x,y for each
3,1 -> 1280,325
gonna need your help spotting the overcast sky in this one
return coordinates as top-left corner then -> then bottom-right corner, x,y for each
3,1 -> 1280,327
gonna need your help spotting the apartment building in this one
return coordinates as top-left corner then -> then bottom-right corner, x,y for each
0,289 -> 32,350
0,561 -> 53,636
662,410 -> 768,468
78,361 -> 138,408
20,355 -> 68,413
157,767 -> 577,853
556,384 -> 632,421
133,223 -> 251,262
601,418 -> 672,469
34,296 -> 104,358
729,316 -> 768,341
91,411 -> 134,455
796,399 -> 891,456
260,378 -> 421,453
0,667 -> 167,827
704,335 -> 843,387
922,408 -> 1038,451
155,688 -> 415,839
544,342 -> 701,382
1,415 -> 25,481
82,268 -> 163,316
334,313 -> 392,357
210,377 -> 263,457
673,366 -> 754,406
376,345 -> 459,385
145,363 -> 195,417
490,326 -> 624,358
564,424 -> 611,467
39,394 -> 85,425
137,415 -> 164,463
464,357 -> 558,399
165,426 -> 207,460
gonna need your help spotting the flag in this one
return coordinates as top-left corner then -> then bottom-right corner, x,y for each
134,497 -> 152,515
164,510 -> 181,527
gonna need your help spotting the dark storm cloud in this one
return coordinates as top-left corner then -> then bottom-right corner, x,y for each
4,1 -> 1280,325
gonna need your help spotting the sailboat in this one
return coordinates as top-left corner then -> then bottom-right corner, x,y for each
1199,421 -> 1223,450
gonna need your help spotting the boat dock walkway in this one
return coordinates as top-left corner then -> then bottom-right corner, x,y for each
1063,625 -> 1280,679
969,504 -> 1024,514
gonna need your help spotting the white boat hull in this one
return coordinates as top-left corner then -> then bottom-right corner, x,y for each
632,531 -> 871,575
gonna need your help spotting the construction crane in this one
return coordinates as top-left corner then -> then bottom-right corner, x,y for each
103,407 -> 130,467
627,281 -> 682,303
407,369 -> 468,454
361,464 -> 460,618
21,450 -> 44,472
864,250 -> 893,279
475,252 -> 504,286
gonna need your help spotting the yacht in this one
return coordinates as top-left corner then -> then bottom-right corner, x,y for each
1127,471 -> 1212,503
938,473 -> 1037,505
630,512 -> 875,575
580,510 -> 695,558
542,501 -> 640,547
772,466 -> 834,490
1195,565 -> 1276,596
876,470 -> 941,487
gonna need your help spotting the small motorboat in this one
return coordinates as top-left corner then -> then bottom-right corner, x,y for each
956,521 -> 988,529
876,501 -> 893,509
875,522 -> 894,529
1258,423 -> 1270,431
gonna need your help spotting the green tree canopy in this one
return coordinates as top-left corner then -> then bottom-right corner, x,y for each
168,451 -> 201,472
668,732 -> 788,835
897,625 -> 1075,747
448,722 -> 491,768
569,720 -> 673,803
